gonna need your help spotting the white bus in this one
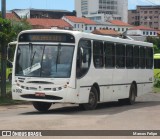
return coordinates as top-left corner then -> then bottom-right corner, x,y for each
12,29 -> 153,112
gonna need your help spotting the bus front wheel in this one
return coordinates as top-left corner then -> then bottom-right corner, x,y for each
127,84 -> 136,105
80,87 -> 98,110
32,102 -> 52,112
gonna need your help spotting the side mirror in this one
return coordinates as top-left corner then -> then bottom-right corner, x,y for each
7,45 -> 13,64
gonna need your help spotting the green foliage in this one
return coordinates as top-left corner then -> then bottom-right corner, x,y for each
0,18 -> 14,45
12,19 -> 32,40
0,17 -> 32,45
146,36 -> 160,54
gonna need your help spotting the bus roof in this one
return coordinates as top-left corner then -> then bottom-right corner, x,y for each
18,29 -> 153,47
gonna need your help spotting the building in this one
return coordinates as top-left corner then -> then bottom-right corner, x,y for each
126,25 -> 157,41
6,13 -> 20,21
107,20 -> 133,33
62,16 -> 97,33
27,18 -> 73,30
75,0 -> 128,22
63,16 -> 132,33
128,5 -> 160,30
92,29 -> 119,37
12,9 -> 76,19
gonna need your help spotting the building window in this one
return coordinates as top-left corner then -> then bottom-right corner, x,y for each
146,32 -> 149,35
155,11 -> 158,14
90,27 -> 92,30
144,11 -> 148,14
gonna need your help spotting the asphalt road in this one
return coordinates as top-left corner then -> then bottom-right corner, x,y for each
0,92 -> 160,138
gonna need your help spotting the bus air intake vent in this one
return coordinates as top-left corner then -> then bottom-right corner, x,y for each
27,81 -> 54,84
21,94 -> 62,100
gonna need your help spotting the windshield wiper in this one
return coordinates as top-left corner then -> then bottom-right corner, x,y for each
30,51 -> 36,69
29,43 -> 37,69
55,44 -> 61,72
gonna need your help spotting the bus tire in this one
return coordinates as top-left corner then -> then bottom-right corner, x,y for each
127,84 -> 136,105
32,102 -> 52,112
81,87 -> 98,110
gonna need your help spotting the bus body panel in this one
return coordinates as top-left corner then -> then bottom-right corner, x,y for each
12,29 -> 153,107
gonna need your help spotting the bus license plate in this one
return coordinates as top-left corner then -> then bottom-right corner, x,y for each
35,92 -> 45,97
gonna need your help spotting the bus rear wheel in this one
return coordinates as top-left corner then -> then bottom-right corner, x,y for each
80,87 -> 98,110
32,102 -> 52,112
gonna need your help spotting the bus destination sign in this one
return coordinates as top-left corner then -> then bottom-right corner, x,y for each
19,33 -> 75,43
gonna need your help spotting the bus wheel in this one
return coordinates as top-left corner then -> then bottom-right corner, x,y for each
32,102 -> 52,112
127,84 -> 136,105
82,87 -> 98,110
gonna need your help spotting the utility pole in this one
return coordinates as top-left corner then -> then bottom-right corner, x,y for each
1,0 -> 6,97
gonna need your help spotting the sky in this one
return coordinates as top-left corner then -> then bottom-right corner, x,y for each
0,0 -> 160,11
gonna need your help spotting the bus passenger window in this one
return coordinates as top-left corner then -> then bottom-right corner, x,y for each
146,47 -> 153,69
104,42 -> 115,68
93,41 -> 104,68
140,47 -> 146,69
116,44 -> 125,68
126,45 -> 133,68
76,39 -> 91,78
134,46 -> 139,68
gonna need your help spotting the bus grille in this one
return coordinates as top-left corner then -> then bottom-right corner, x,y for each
21,94 -> 62,100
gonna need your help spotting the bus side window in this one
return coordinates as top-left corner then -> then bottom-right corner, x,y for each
146,47 -> 153,69
140,47 -> 146,69
116,44 -> 125,68
134,46 -> 139,68
93,41 -> 104,68
104,42 -> 115,68
126,45 -> 133,68
76,39 -> 91,78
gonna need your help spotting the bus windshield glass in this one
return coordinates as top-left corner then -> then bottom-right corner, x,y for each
15,44 -> 74,78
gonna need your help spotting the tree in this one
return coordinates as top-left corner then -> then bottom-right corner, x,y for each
146,36 -> 160,54
0,18 -> 14,47
12,19 -> 32,40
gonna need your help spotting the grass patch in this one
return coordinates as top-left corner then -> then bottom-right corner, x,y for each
0,93 -> 28,106
153,87 -> 160,93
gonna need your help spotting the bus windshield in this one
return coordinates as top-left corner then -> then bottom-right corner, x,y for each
15,44 -> 74,78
